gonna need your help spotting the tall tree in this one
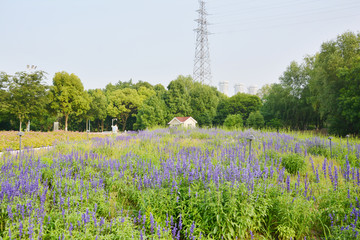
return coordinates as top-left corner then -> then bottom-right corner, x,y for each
0,72 -> 10,125
214,93 -> 261,126
88,89 -> 108,131
50,71 -> 90,131
189,83 -> 221,126
134,95 -> 168,130
165,75 -> 193,120
107,88 -> 143,131
337,58 -> 360,135
309,31 -> 360,134
6,71 -> 48,131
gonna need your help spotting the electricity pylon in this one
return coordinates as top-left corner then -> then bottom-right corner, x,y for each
193,0 -> 212,85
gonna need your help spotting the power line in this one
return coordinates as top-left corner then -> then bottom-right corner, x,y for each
212,12 -> 360,34
207,0 -> 334,14
210,0 -> 346,19
210,3 -> 360,27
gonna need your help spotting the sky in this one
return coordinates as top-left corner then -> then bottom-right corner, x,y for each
1,0 -> 360,95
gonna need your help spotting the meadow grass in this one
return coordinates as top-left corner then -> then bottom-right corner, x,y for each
0,128 -> 359,239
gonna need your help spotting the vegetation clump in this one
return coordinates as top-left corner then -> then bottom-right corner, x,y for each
281,153 -> 306,174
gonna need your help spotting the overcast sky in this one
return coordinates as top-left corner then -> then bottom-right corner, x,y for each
1,0 -> 360,95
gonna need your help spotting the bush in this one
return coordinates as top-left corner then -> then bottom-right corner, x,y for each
267,118 -> 282,130
281,153 -> 306,175
308,144 -> 329,158
247,111 -> 265,129
223,114 -> 243,129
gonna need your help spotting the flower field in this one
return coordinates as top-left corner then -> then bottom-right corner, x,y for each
0,131 -> 108,151
0,128 -> 360,239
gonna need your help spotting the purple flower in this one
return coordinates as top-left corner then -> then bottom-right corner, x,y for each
150,213 -> 154,233
19,221 -> 23,238
157,226 -> 161,239
69,223 -> 73,235
322,159 -> 327,179
286,176 -> 290,192
190,221 -> 195,236
140,229 -> 144,240
7,205 -> 13,220
316,168 -> 320,183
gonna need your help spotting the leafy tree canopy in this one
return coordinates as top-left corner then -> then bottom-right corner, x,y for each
50,71 -> 90,131
214,93 -> 261,126
6,71 -> 48,131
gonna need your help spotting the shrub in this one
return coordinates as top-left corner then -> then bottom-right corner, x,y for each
281,153 -> 306,175
223,114 -> 243,129
308,144 -> 330,158
247,111 -> 265,129
261,149 -> 281,161
267,118 -> 282,130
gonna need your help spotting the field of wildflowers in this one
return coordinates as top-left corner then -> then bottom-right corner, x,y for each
0,128 -> 359,239
0,131 -> 108,151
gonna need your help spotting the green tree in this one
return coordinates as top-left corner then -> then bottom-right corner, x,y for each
6,71 -> 48,131
0,72 -> 10,126
165,75 -> 193,120
50,71 -> 90,131
107,88 -> 148,131
247,111 -> 265,129
267,118 -> 282,130
309,31 -> 360,134
88,89 -> 108,131
261,59 -> 320,130
337,57 -> 360,134
134,95 -> 168,130
223,114 -> 243,129
214,93 -> 261,126
154,83 -> 166,95
189,83 -> 221,126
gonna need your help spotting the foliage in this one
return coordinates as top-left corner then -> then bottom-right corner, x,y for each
267,118 -> 282,130
261,31 -> 360,135
107,88 -> 140,131
49,71 -> 90,131
3,71 -> 48,131
0,131 -> 108,151
107,87 -> 155,131
337,58 -> 360,135
164,75 -> 193,120
87,89 -> 108,131
261,61 -> 320,130
0,128 -> 360,239
309,32 -> 360,135
247,111 -> 265,129
134,95 -> 168,130
0,72 -> 10,122
189,83 -> 221,127
281,153 -> 306,175
223,114 -> 243,129
214,93 -> 262,126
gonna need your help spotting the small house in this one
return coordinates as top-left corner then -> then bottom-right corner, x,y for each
168,117 -> 197,128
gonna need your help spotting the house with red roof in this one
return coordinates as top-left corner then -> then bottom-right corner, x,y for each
168,117 -> 197,128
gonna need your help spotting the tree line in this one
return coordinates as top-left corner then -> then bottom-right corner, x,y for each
0,72 -> 263,132
1,31 -> 359,135
261,31 -> 360,135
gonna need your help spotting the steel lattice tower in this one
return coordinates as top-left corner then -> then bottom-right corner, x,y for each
193,0 -> 212,85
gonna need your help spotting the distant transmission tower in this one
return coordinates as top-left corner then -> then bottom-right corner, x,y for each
193,0 -> 212,85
